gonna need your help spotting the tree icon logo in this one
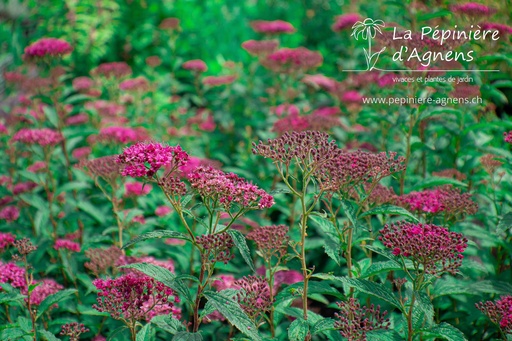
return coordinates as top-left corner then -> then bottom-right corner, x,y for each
351,18 -> 386,71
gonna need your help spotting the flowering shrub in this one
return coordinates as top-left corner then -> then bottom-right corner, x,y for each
0,1 -> 511,341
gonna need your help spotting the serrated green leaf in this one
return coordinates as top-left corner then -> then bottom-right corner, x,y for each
469,280 -> 512,295
77,201 -> 106,224
359,205 -> 419,222
421,322 -> 467,341
311,318 -> 336,335
310,216 -> 342,265
151,315 -> 185,334
0,292 -> 26,304
136,323 -> 153,341
203,291 -> 261,341
36,289 -> 77,319
120,263 -> 193,304
340,199 -> 357,227
333,277 -> 402,310
288,318 -> 309,341
275,281 -> 344,305
172,331 -> 203,341
0,327 -> 28,341
106,326 -> 128,341
497,212 -> 512,235
39,329 -> 61,341
123,230 -> 191,249
227,230 -> 255,273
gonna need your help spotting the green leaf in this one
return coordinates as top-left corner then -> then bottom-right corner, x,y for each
275,281 -> 344,305
288,318 -> 309,341
172,332 -> 203,341
431,278 -> 475,299
0,292 -> 26,305
106,326 -> 128,341
0,327 -> 28,341
151,315 -> 185,334
359,205 -> 419,222
39,329 -> 61,341
120,263 -> 193,304
413,291 -> 434,329
227,230 -> 255,273
310,216 -> 342,265
340,199 -> 357,227
411,177 -> 467,191
203,291 -> 261,341
497,212 -> 512,235
56,181 -> 90,195
334,277 -> 402,310
421,322 -> 467,341
136,323 -> 153,341
361,260 -> 403,278
34,210 -> 49,237
469,280 -> 512,295
123,230 -> 191,249
367,330 -> 404,340
311,318 -> 336,335
77,201 -> 106,224
36,289 -> 77,319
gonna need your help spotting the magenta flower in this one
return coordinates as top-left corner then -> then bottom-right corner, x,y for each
274,104 -> 299,117
341,90 -> 363,104
334,298 -> 390,341
98,126 -> 148,144
302,74 -> 338,92
379,221 -> 467,275
125,181 -> 152,196
30,279 -> 64,305
480,22 -> 512,35
11,181 -> 38,195
0,123 -> 8,135
85,100 -> 125,117
265,47 -> 323,72
24,38 -> 73,59
450,3 -> 495,16
476,296 -> 512,334
202,75 -> 237,87
242,40 -> 279,57
119,77 -> 149,92
505,131 -> 512,144
250,20 -> 295,34
0,233 -> 15,251
60,323 -> 89,341
188,166 -> 274,210
247,224 -> 289,259
54,239 -> 81,252
234,275 -> 272,320
0,262 -> 27,291
182,59 -> 208,72
72,77 -> 94,91
155,205 -> 172,217
11,128 -> 63,147
196,233 -> 235,264
212,274 -> 239,291
27,161 -> 47,173
91,62 -> 132,79
117,142 -> 189,178
332,13 -> 362,31
93,273 -> 179,322
66,113 -> 89,126
72,147 -> 92,160
0,206 -> 20,222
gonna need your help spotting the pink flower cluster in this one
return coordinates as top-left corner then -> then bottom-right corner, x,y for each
450,3 -> 495,16
332,13 -> 362,31
0,206 -> 20,222
12,181 -> 38,195
265,47 -> 323,72
0,262 -> 27,291
182,59 -> 208,72
92,62 -> 132,79
93,273 -> 179,322
117,142 -> 189,178
188,166 -> 274,209
28,161 -> 47,173
60,322 -> 89,341
125,182 -> 152,196
476,295 -> 512,334
202,75 -> 237,87
98,126 -> 148,144
504,131 -> 512,144
30,279 -> 64,305
155,205 -> 172,217
72,77 -> 94,91
379,222 -> 467,275
24,38 -> 73,59
197,232 -> 235,264
234,275 -> 272,319
119,77 -> 149,92
242,40 -> 279,57
480,22 -> 512,35
395,186 -> 478,218
0,232 -> 15,251
250,20 -> 295,34
334,298 -> 390,341
247,225 -> 289,259
54,239 -> 81,252
11,128 -> 63,147
86,100 -> 125,117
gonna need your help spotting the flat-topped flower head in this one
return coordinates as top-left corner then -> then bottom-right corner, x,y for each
242,40 -> 279,57
450,3 -> 495,16
0,233 -> 15,251
202,75 -> 237,87
247,225 -> 289,260
332,13 -> 362,32
24,38 -> 73,59
476,296 -> 512,334
250,20 -> 295,34
117,142 -> 189,178
264,47 -> 323,73
480,22 -> 512,35
93,273 -> 178,322
125,181 -> 152,196
80,156 -> 123,183
379,221 -> 467,275
234,275 -> 272,320
0,262 -> 27,291
60,323 -> 89,341
334,298 -> 390,341
188,166 -> 274,210
54,239 -> 80,252
182,59 -> 208,72
0,206 -> 19,222
30,279 -> 63,305
84,246 -> 123,277
119,77 -> 149,92
91,62 -> 132,79
197,232 -> 235,264
505,131 -> 512,144
98,126 -> 148,144
11,128 -> 63,147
